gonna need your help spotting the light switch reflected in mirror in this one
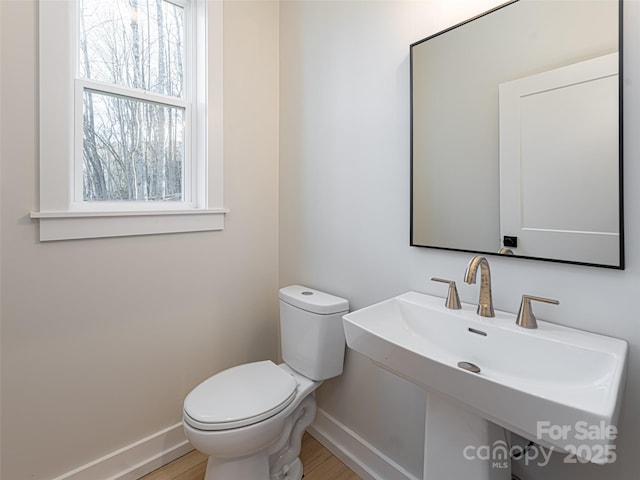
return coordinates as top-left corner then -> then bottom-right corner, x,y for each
410,0 -> 623,268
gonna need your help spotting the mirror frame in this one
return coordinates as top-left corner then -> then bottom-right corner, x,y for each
409,0 -> 624,269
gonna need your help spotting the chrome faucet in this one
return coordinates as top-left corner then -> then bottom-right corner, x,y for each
464,256 -> 495,317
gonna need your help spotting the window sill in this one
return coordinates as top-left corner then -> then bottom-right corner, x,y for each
30,208 -> 229,241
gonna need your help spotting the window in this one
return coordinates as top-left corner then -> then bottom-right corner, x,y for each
33,0 -> 226,241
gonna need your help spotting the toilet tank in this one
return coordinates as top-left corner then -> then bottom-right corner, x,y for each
279,285 -> 349,381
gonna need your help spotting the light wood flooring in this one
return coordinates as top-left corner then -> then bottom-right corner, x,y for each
140,433 -> 361,480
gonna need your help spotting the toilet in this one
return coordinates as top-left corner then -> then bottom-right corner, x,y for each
182,285 -> 349,480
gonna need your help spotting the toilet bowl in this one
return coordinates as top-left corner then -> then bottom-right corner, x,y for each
182,286 -> 349,480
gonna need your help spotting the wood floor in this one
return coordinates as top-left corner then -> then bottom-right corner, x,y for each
139,433 -> 361,480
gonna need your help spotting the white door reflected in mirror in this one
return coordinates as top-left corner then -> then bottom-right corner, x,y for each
499,53 -> 619,266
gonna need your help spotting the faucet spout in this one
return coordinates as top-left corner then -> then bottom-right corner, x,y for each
464,256 -> 495,317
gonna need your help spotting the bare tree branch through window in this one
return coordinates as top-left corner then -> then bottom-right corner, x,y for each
79,0 -> 186,202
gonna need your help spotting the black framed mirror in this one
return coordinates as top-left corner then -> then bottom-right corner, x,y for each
410,0 -> 623,269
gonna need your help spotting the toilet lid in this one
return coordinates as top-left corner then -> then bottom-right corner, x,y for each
183,361 -> 298,431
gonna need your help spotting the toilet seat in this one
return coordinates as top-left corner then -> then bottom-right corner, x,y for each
183,360 -> 298,431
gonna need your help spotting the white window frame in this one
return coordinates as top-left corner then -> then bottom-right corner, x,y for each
32,0 -> 227,241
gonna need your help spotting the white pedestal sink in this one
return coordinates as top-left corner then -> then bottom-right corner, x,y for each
342,292 -> 627,479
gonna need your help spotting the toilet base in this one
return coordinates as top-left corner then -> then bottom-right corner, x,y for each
278,457 -> 303,480
197,394 -> 316,480
204,454 -> 269,480
202,453 -> 303,480
268,395 -> 315,480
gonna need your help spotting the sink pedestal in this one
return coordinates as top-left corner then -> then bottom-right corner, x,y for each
424,392 -> 510,480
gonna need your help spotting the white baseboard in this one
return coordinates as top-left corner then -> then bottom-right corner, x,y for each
48,411 -> 417,480
308,408 -> 420,480
50,423 -> 193,480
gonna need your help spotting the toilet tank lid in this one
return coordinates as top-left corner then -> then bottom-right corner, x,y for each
279,285 -> 349,315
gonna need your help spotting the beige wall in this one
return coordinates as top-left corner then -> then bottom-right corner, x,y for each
0,1 -> 280,479
4,1 -> 640,480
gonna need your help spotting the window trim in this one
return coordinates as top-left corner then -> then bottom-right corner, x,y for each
32,0 -> 227,241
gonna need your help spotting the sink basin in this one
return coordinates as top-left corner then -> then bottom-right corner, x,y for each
343,291 -> 627,464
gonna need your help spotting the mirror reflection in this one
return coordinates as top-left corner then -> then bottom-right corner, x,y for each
410,0 -> 623,268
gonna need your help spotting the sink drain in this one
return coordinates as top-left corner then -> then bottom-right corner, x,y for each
457,361 -> 481,374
